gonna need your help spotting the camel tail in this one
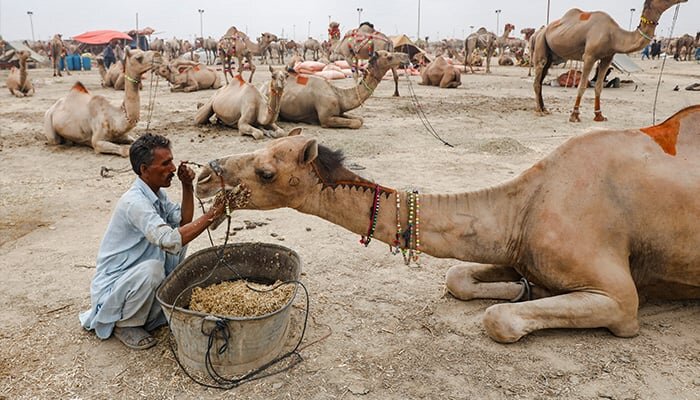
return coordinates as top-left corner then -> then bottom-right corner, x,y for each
71,81 -> 89,94
194,98 -> 215,125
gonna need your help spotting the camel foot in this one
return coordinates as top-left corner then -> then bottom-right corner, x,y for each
593,112 -> 608,122
535,108 -> 550,116
569,112 -> 581,123
392,92 -> 399,97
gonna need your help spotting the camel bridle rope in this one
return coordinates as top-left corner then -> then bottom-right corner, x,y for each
652,3 -> 681,125
145,69 -> 161,133
402,72 -> 454,147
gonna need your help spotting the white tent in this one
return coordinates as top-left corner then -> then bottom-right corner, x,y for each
1,41 -> 49,64
612,53 -> 642,74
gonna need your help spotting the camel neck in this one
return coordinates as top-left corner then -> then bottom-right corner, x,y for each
296,175 -> 532,264
122,73 -> 141,127
260,83 -> 283,125
337,67 -> 384,111
19,59 -> 28,85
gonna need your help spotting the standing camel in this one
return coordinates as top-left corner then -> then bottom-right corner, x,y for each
463,24 -> 512,74
43,48 -> 162,157
533,0 -> 687,122
303,38 -> 322,60
50,34 -> 70,77
217,27 -> 276,84
6,50 -> 35,97
331,23 -> 402,97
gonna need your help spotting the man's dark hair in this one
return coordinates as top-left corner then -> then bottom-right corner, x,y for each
129,133 -> 171,175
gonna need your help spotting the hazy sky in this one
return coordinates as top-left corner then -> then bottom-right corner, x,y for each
0,0 -> 697,43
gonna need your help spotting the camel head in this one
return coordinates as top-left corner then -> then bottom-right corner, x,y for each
366,50 -> 409,76
260,32 -> 277,45
504,24 -> 515,34
124,47 -> 163,79
16,50 -> 30,62
268,65 -> 288,94
196,129 -> 331,210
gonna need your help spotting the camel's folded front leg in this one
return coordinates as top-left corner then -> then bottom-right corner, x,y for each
319,114 -> 363,129
93,140 -> 131,157
446,263 -> 549,301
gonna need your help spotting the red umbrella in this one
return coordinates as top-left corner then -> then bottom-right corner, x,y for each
72,30 -> 133,44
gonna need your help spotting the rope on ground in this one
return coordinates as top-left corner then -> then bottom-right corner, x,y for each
652,3 -> 681,125
403,73 -> 454,147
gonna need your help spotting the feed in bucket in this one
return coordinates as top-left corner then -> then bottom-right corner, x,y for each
189,279 -> 294,317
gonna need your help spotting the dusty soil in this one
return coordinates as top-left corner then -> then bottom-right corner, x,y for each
1,58 -> 699,400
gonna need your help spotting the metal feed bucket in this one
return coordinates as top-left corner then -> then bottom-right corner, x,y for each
156,242 -> 301,376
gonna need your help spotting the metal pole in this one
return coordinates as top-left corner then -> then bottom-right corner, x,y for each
357,8 -> 363,26
307,21 -> 311,38
417,0 -> 421,41
495,9 -> 501,35
135,13 -> 139,49
628,8 -> 636,31
198,9 -> 204,39
27,11 -> 35,41
546,0 -> 551,24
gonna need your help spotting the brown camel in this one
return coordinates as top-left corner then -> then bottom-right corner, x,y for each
419,56 -> 461,88
264,50 -> 406,129
302,38 -> 322,60
674,33 -> 695,61
194,66 -> 288,139
155,60 -> 222,92
533,0 -> 687,122
463,24 -> 513,74
50,34 -> 70,77
96,58 -> 127,90
331,24 -> 402,97
43,48 -> 162,157
6,50 -> 35,97
195,105 -> 700,343
217,27 -> 276,84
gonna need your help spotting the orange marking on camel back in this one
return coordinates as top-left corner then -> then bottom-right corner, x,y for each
71,82 -> 89,94
640,120 -> 680,155
579,12 -> 592,21
236,74 -> 245,86
296,75 -> 309,85
193,65 -> 200,72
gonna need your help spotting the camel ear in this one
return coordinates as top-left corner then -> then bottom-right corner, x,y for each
299,138 -> 318,165
125,46 -> 131,58
269,65 -> 274,73
288,127 -> 303,136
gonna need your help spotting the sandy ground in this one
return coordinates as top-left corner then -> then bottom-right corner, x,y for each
1,57 -> 699,399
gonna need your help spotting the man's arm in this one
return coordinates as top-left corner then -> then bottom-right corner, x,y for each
178,162 -> 195,225
176,162 -> 226,246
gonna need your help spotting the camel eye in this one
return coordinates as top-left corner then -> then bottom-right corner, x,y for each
255,168 -> 276,183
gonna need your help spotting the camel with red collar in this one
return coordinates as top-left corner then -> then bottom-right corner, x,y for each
195,105 -> 700,343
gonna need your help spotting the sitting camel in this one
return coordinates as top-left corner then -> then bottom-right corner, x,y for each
196,105 -> 700,343
264,50 -> 406,129
155,60 -> 222,92
194,66 -> 288,140
419,56 -> 461,88
6,50 -> 35,97
43,48 -> 162,157
96,58 -> 142,91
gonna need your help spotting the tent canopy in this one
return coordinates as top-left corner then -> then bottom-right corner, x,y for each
73,30 -> 133,45
2,41 -> 48,64
391,34 -> 427,61
612,53 -> 642,74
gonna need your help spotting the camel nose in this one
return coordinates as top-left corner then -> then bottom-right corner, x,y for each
196,169 -> 213,185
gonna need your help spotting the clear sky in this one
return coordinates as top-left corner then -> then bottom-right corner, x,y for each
0,0 -> 697,43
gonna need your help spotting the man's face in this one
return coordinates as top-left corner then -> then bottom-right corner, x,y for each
140,147 -> 176,190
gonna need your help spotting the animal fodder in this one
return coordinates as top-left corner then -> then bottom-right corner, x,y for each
189,279 -> 294,317
477,137 -> 532,156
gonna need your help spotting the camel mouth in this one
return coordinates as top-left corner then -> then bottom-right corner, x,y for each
207,184 -> 251,230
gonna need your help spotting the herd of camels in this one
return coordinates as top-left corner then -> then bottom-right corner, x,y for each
6,0 -> 700,342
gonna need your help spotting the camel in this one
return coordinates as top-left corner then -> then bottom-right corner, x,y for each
194,66 -> 288,140
674,33 -> 695,61
165,37 -> 181,60
217,27 -> 276,84
96,58 -> 126,90
264,50 -> 406,129
498,54 -> 515,66
331,24 -> 402,97
6,50 -> 35,97
155,60 -> 222,92
43,48 -> 162,157
195,36 -> 218,64
303,38 -> 322,60
50,34 -> 70,77
196,105 -> 700,343
418,56 -> 461,88
533,0 -> 686,123
150,38 -> 164,54
463,24 -> 512,74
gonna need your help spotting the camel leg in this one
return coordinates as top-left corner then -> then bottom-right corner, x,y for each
391,67 -> 400,97
485,48 -> 493,74
446,263 -> 550,301
592,57 -> 613,122
194,99 -> 215,125
569,56 -> 597,123
93,139 -> 130,157
238,122 -> 264,140
262,123 -> 286,138
319,113 -> 363,129
43,104 -> 65,145
247,55 -> 256,83
10,88 -> 25,98
533,57 -> 552,115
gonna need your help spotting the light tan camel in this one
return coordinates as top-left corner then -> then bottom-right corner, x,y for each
96,58 -> 127,90
302,38 -> 322,60
50,34 -> 70,77
463,25 -> 511,74
196,105 -> 700,343
217,27 -> 276,84
194,66 -> 288,139
674,33 -> 695,60
265,50 -> 406,129
331,24 -> 402,97
496,23 -> 516,55
6,50 -> 35,97
533,0 -> 686,122
43,48 -> 162,157
155,60 -> 222,92
419,56 -> 461,88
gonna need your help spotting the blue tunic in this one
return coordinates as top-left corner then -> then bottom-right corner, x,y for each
79,177 -> 184,339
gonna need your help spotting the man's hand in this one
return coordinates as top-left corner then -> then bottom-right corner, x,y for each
177,162 -> 195,189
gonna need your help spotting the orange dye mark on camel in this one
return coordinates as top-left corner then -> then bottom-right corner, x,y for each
296,75 -> 309,85
236,74 -> 245,86
551,19 -> 562,28
71,82 -> 89,94
579,12 -> 592,21
193,65 -> 201,72
640,119 -> 680,156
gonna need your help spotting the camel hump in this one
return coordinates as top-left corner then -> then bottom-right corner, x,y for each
639,105 -> 700,156
71,81 -> 89,94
